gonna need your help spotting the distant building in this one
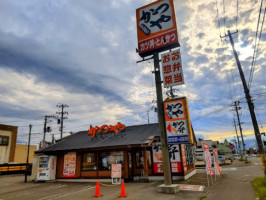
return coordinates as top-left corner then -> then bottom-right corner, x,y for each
0,124 -> 18,164
14,144 -> 37,163
195,139 -> 233,163
217,140 -> 233,161
195,140 -> 219,161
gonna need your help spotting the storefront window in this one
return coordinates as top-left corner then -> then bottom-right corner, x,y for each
98,151 -> 123,170
185,145 -> 195,166
136,150 -> 152,168
82,153 -> 97,171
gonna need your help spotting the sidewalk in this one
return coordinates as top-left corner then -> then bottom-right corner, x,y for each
204,157 -> 264,200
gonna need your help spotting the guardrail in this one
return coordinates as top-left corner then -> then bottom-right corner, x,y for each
0,163 -> 32,175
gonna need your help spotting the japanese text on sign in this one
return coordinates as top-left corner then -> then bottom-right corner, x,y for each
152,143 -> 181,173
164,97 -> 194,144
136,0 -> 179,57
202,143 -> 214,176
88,122 -> 125,138
213,148 -> 222,175
63,152 -> 76,177
111,164 -> 122,178
161,49 -> 184,88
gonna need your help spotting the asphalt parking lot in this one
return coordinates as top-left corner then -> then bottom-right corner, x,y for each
0,175 -> 209,200
0,157 -> 263,200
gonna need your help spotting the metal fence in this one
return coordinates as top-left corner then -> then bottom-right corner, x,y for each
0,163 -> 32,175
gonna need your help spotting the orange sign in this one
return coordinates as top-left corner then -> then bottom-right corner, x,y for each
88,122 -> 125,138
164,99 -> 186,121
136,0 -> 179,57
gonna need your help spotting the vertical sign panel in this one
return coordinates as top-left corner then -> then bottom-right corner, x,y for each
136,0 -> 180,57
161,49 -> 184,88
63,152 -> 76,177
164,97 -> 194,144
152,143 -> 182,173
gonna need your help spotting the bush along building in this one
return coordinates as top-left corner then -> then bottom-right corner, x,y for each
33,123 -> 196,182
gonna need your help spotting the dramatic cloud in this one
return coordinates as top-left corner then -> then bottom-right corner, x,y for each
0,0 -> 265,146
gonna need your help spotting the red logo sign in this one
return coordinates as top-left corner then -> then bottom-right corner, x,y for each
88,122 -> 125,138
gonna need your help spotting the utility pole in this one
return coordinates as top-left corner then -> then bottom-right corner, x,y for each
224,30 -> 265,173
51,134 -> 55,144
153,52 -> 172,186
234,101 -> 246,160
25,124 -> 32,183
43,115 -> 55,148
233,118 -> 241,156
56,104 -> 69,139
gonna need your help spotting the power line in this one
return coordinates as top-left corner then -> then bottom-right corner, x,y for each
223,0 -> 226,35
216,0 -> 222,37
236,0 -> 239,31
248,0 -> 265,88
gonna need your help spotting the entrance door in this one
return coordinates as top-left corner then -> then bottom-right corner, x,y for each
127,151 -> 133,181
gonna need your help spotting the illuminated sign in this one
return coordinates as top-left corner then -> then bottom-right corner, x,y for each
136,0 -> 180,57
88,122 -> 125,138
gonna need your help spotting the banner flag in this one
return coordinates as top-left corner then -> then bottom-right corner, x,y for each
202,143 -> 214,176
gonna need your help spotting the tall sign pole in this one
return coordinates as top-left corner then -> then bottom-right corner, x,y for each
223,30 -> 265,173
153,52 -> 172,186
136,0 -> 181,193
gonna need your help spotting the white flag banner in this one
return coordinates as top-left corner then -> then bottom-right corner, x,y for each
202,143 -> 214,176
213,148 -> 222,174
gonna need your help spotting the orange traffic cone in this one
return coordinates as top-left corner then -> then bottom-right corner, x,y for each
94,180 -> 102,197
119,179 -> 127,198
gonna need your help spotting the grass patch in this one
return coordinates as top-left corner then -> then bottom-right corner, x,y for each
199,194 -> 207,200
252,177 -> 266,200
239,158 -> 245,161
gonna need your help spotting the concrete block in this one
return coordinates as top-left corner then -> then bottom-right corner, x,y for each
156,184 -> 180,194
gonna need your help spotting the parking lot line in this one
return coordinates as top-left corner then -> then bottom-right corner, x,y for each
51,186 -> 95,200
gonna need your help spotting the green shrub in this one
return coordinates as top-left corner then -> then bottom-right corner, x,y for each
252,177 -> 266,200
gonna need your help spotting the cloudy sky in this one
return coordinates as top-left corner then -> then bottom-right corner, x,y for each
0,0 -> 265,147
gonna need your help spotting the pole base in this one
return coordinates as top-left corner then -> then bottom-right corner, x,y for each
157,184 -> 180,194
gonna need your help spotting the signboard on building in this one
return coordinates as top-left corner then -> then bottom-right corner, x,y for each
164,97 -> 194,144
88,122 -> 125,138
63,152 -> 76,177
161,49 -> 184,88
152,143 -> 181,173
136,0 -> 180,57
181,144 -> 187,173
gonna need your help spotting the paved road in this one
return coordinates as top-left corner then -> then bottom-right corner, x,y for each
205,157 -> 264,200
0,157 -> 263,200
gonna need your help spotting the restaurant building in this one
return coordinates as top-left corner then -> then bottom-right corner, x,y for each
34,123 -> 196,182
